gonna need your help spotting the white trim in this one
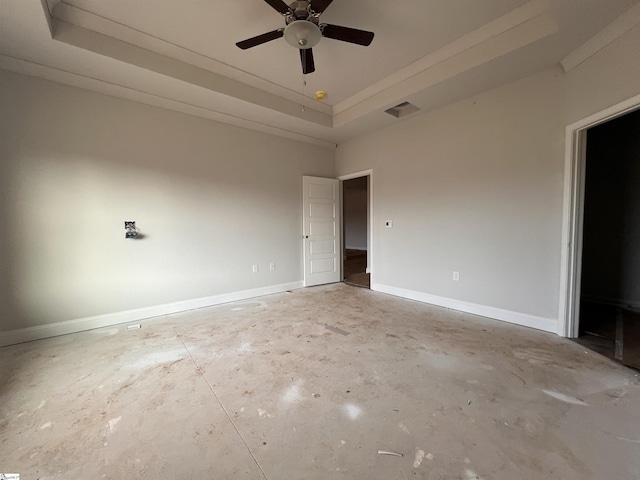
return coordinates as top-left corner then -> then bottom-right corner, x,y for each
338,169 -> 374,284
40,0 -> 55,37
561,3 -> 640,72
559,92 -> 640,338
558,127 -> 585,337
339,169 -> 373,181
373,283 -> 557,333
50,3 -> 331,118
334,0 -> 552,116
0,281 -> 304,347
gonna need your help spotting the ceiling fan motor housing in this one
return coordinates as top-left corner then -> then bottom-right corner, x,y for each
287,1 -> 315,20
285,20 -> 322,48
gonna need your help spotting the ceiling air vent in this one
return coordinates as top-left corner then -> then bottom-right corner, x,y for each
384,101 -> 420,119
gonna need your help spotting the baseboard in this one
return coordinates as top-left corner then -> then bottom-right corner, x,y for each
581,294 -> 640,310
0,281 -> 304,347
372,283 -> 557,334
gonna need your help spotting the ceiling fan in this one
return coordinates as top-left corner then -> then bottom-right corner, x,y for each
236,0 -> 375,74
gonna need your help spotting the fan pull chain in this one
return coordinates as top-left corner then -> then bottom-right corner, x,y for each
302,79 -> 307,112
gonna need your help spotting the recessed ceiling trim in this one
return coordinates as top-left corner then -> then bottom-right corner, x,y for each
50,2 -> 331,117
334,0 -> 552,117
4,0 -> 632,146
0,54 -> 337,149
334,13 -> 558,128
52,18 -> 332,128
39,0 -> 55,37
560,2 -> 640,73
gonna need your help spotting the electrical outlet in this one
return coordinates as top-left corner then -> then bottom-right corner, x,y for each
125,221 -> 138,239
453,271 -> 460,281
252,264 -> 259,273
270,262 -> 276,271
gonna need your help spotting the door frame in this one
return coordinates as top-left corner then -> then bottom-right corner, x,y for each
559,94 -> 640,338
338,169 -> 374,285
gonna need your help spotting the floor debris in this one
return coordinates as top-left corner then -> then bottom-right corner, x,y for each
377,450 -> 403,457
3,283 -> 639,479
510,371 -> 527,386
542,390 -> 589,406
324,324 -> 350,336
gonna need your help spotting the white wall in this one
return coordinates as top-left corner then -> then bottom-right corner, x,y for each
0,70 -> 333,336
335,21 -> 640,334
4,21 -> 640,341
561,22 -> 640,331
336,69 -> 566,328
565,24 -> 640,125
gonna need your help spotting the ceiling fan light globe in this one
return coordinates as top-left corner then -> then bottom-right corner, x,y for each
284,20 -> 321,49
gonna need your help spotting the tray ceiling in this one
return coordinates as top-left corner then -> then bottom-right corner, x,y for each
1,0 -> 639,146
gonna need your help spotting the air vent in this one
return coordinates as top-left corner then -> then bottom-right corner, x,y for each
384,101 -> 420,119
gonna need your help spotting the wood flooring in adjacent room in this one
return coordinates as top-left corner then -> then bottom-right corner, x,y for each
344,249 -> 369,288
574,300 -> 640,370
1,284 -> 639,479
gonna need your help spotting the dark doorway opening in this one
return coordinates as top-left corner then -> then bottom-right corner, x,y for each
343,176 -> 369,288
574,108 -> 640,370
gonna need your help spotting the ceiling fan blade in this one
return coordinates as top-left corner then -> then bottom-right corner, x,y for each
300,48 -> 316,74
321,24 -> 374,46
236,29 -> 284,50
263,0 -> 291,15
310,0 -> 334,14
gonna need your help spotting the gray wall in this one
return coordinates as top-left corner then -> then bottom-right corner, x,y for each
581,108 -> 640,307
336,22 -> 640,330
565,24 -> 640,125
337,69 -> 565,322
4,20 -> 640,337
0,70 -> 333,332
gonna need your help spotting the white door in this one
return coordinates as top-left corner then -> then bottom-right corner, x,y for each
303,176 -> 340,286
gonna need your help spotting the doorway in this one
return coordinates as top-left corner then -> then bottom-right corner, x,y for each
567,108 -> 640,369
341,172 -> 371,289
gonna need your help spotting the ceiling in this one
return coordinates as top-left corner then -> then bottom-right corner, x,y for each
1,0 -> 639,148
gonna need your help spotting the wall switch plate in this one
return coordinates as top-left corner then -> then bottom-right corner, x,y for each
252,264 -> 259,273
270,262 -> 276,271
453,271 -> 460,281
385,220 -> 393,228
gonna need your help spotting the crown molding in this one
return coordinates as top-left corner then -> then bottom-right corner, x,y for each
561,2 -> 640,72
0,54 -> 337,149
334,8 -> 558,127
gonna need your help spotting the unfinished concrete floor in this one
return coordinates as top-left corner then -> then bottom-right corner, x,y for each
1,284 -> 639,479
